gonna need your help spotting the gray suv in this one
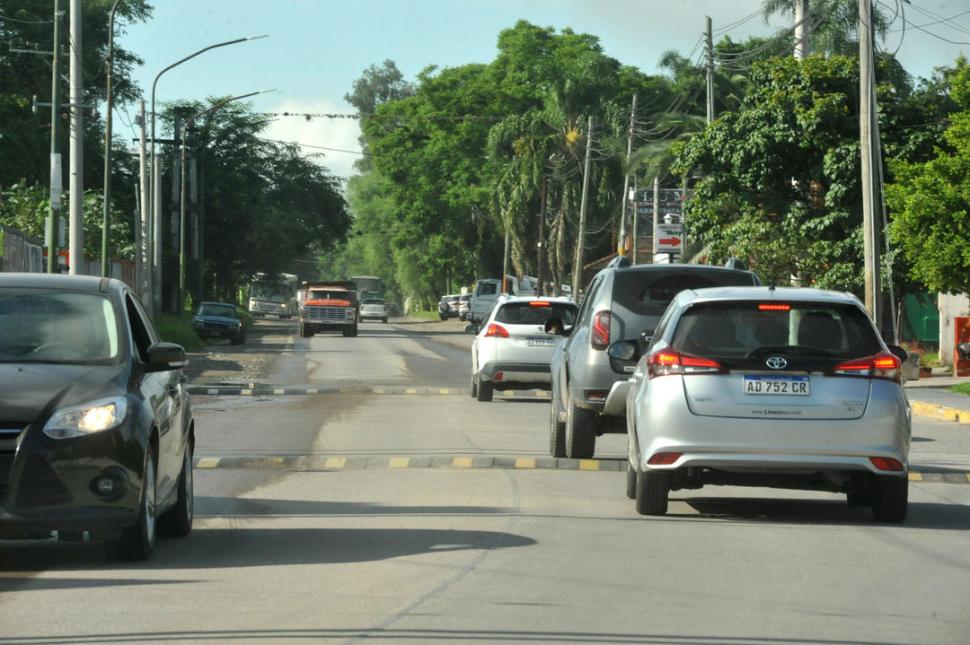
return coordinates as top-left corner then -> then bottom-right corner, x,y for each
546,259 -> 760,458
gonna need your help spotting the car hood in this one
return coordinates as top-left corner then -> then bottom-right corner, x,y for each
195,315 -> 239,325
0,363 -> 128,424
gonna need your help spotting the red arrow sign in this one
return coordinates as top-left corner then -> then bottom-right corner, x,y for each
658,237 -> 681,246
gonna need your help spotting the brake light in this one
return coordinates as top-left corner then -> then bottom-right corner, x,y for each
484,323 -> 509,338
648,350 -> 722,378
529,300 -> 551,307
648,452 -> 683,466
831,352 -> 900,382
869,456 -> 904,472
758,303 -> 791,311
591,311 -> 611,350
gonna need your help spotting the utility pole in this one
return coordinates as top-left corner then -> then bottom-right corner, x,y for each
46,0 -> 62,274
859,0 -> 881,327
705,16 -> 715,124
153,161 -> 162,315
138,100 -> 150,304
101,0 -> 123,277
653,175 -> 660,262
619,93 -> 637,258
502,227 -> 510,294
537,176 -> 546,296
794,0 -> 811,60
68,0 -> 83,275
572,116 -> 594,297
631,177 -> 639,265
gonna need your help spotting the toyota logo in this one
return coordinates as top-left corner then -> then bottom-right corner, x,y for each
766,356 -> 788,370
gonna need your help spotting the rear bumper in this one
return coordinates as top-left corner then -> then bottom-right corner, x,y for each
479,362 -> 551,389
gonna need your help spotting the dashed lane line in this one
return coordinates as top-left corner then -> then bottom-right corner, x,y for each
190,455 -> 970,483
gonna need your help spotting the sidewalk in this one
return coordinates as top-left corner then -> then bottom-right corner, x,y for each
905,376 -> 970,424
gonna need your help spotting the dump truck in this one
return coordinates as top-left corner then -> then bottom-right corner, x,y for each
299,281 -> 358,338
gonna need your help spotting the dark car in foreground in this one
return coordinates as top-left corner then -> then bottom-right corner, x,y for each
193,301 -> 246,345
0,274 -> 195,560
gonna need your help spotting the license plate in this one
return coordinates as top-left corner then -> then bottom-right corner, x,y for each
527,336 -> 555,347
743,375 -> 810,396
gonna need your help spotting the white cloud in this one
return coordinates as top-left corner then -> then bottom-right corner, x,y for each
261,98 -> 363,181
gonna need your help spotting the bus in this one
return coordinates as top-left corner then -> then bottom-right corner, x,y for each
248,272 -> 299,319
349,275 -> 385,300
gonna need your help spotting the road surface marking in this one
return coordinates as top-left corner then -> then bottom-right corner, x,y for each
196,457 -> 221,469
453,457 -> 473,468
439,388 -> 450,395
306,388 -> 318,394
388,457 -> 410,469
515,458 -> 536,469
372,387 -> 384,394
579,460 -> 600,471
241,389 -> 253,396
206,388 -> 219,395
324,457 -> 346,469
405,388 -> 418,394
908,472 -> 923,482
272,388 -> 285,395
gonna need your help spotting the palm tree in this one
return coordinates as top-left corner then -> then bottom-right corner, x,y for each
762,0 -> 889,56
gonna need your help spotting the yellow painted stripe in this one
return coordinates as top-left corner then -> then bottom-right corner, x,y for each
324,457 -> 346,469
966,473 -> 970,484
439,388 -> 450,395
405,388 -> 418,394
910,400 -> 968,424
578,459 -> 600,471
372,387 -> 384,394
388,457 -> 410,469
273,388 -> 285,395
908,471 -> 923,482
306,388 -> 318,395
241,389 -> 253,396
196,457 -> 220,469
515,458 -> 536,469
269,457 -> 286,465
453,457 -> 473,468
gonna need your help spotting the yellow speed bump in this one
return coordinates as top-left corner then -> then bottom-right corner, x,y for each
196,457 -> 220,469
388,457 -> 410,469
452,457 -> 473,468
515,458 -> 536,469
908,472 -> 923,482
324,457 -> 346,469
579,459 -> 600,471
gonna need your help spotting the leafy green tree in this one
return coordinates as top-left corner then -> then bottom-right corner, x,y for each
887,58 -> 970,297
762,0 -> 889,56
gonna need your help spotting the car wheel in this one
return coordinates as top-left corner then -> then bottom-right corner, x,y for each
565,391 -> 596,459
230,334 -> 243,345
159,444 -> 194,538
299,323 -> 310,338
343,325 -> 358,338
382,318 -> 388,324
626,462 -> 637,500
635,470 -> 669,516
470,374 -> 478,398
871,476 -> 908,523
846,491 -> 871,506
548,396 -> 566,458
108,448 -> 157,560
476,377 -> 493,402
439,314 -> 448,321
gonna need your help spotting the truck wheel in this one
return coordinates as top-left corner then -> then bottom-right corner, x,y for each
382,317 -> 388,324
299,324 -> 310,338
565,391 -> 596,459
635,470 -> 670,516
476,378 -> 493,402
343,325 -> 358,338
871,476 -> 908,523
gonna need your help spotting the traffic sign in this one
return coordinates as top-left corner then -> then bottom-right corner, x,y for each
654,222 -> 683,253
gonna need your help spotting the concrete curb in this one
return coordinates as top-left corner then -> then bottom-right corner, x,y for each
910,400 -> 970,425
189,384 -> 550,398
192,454 -> 970,484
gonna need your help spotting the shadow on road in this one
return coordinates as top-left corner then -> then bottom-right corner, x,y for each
194,496 -> 511,518
678,497 -> 970,530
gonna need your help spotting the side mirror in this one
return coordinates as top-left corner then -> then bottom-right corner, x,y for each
544,317 -> 567,336
145,342 -> 187,372
465,323 -> 479,335
887,344 -> 908,363
608,340 -> 638,362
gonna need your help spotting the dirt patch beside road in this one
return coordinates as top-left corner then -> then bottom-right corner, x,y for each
184,318 -> 295,384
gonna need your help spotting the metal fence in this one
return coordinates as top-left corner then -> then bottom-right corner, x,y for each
1,225 -> 135,287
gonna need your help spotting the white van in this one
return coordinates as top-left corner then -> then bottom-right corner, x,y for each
469,278 -> 511,323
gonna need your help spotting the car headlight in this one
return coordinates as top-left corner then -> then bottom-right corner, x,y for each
281,304 -> 287,309
43,396 -> 128,440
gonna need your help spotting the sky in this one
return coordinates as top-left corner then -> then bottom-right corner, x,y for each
117,0 -> 970,180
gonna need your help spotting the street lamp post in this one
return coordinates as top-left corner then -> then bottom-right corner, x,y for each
148,33 -> 267,314
178,90 -> 271,309
100,0 -> 123,278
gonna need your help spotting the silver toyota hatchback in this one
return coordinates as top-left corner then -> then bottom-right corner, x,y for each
625,286 -> 911,523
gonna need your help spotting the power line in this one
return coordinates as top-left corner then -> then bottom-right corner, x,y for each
257,136 -> 364,155
0,12 -> 58,24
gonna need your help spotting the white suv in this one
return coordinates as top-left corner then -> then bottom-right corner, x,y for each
471,296 -> 578,402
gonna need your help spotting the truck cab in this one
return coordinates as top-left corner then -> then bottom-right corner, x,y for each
299,281 -> 358,338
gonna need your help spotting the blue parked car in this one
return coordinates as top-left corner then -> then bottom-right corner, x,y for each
192,302 -> 246,345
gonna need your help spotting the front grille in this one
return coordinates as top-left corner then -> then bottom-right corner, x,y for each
304,306 -> 352,322
16,456 -> 72,507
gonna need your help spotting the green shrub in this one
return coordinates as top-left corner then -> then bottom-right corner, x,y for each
949,383 -> 970,397
409,310 -> 442,320
155,315 -> 204,352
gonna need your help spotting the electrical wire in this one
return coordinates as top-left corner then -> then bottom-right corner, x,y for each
0,12 -> 57,25
257,136 -> 364,155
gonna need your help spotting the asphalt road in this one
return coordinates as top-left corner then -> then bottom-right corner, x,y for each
2,319 -> 969,644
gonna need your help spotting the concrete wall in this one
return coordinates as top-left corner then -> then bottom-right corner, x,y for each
939,293 -> 970,366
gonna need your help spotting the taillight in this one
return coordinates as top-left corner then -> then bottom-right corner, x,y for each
484,323 -> 509,338
591,311 -> 611,350
648,452 -> 683,466
869,456 -> 904,472
830,353 -> 900,383
648,350 -> 722,378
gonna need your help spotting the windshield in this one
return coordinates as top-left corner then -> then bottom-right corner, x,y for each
251,283 -> 287,300
0,291 -> 120,364
362,299 -> 384,305
308,290 -> 352,301
495,301 -> 577,325
198,304 -> 237,318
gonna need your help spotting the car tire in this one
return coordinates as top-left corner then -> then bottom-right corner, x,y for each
871,476 -> 908,523
439,314 -> 448,321
476,377 -> 493,402
230,334 -> 243,345
548,397 -> 566,458
635,470 -> 669,516
343,325 -> 358,338
108,448 -> 157,561
159,444 -> 194,538
382,318 -> 388,324
565,391 -> 596,459
626,462 -> 637,500
470,375 -> 478,398
846,491 -> 871,506
299,323 -> 311,338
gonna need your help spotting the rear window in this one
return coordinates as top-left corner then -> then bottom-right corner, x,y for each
476,282 -> 498,296
613,269 -> 757,317
495,302 -> 577,326
362,299 -> 384,305
671,301 -> 882,360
